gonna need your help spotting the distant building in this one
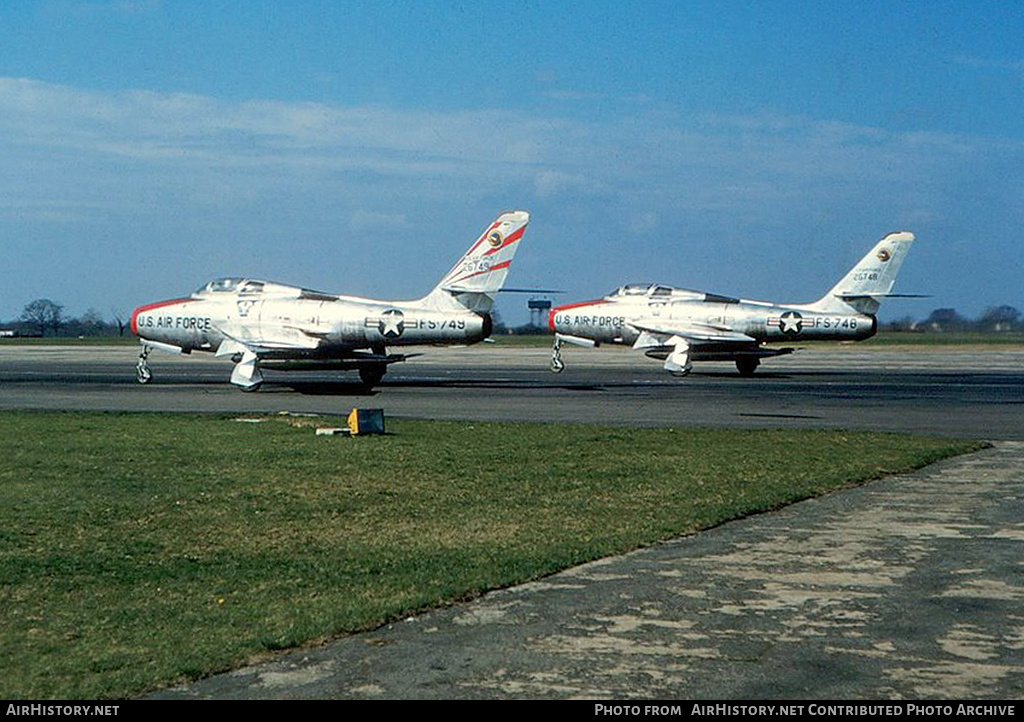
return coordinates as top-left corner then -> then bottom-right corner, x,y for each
527,298 -> 553,327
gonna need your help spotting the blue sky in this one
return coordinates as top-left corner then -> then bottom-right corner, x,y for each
2,0 -> 1022,326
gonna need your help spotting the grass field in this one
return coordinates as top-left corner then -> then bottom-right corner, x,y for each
0,411 -> 984,698
0,336 -> 137,346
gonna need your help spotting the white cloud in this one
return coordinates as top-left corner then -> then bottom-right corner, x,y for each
533,169 -> 608,198
0,78 -> 550,176
952,55 -> 1024,75
1,76 -> 1022,320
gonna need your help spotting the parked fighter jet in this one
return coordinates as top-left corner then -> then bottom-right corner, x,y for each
132,211 -> 530,390
549,231 -> 917,377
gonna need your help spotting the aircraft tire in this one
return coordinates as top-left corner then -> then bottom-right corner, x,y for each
359,364 -> 387,389
136,366 -> 152,384
736,358 -> 760,377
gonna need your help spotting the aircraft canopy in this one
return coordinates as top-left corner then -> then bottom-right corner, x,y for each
192,278 -> 338,301
605,283 -> 739,304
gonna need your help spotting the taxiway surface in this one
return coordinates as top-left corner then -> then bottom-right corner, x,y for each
1,343 -> 1022,439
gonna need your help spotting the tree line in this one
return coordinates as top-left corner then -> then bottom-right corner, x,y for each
882,305 -> 1022,333
2,299 -> 128,337
1,298 -> 1022,338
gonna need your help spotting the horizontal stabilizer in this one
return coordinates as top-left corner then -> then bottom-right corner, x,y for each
499,288 -> 565,294
837,293 -> 930,300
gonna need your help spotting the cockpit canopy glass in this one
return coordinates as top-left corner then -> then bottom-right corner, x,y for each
605,283 -> 720,302
607,283 -> 692,298
239,281 -> 265,294
195,278 -> 243,295
607,283 -> 655,297
193,278 -> 267,296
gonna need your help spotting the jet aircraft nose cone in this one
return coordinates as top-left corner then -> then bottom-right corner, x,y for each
547,301 -> 578,332
548,300 -> 605,334
129,298 -> 191,336
130,305 -> 143,336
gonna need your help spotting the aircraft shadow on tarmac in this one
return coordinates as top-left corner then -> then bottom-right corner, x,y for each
21,370 -> 799,391
279,379 -> 614,395
273,371 -> 801,394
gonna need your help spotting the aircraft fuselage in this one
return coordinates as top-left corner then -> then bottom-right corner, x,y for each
547,230 -> 914,378
132,290 -> 490,358
550,296 -> 876,346
130,210 -> 530,390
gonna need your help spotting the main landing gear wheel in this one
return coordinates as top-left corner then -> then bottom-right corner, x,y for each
136,346 -> 153,384
736,357 -> 760,377
359,364 -> 386,389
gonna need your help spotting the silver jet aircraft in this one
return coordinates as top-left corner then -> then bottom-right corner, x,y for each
549,231 -> 916,377
132,210 -> 530,390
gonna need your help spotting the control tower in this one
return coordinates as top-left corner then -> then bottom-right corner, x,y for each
527,298 -> 553,328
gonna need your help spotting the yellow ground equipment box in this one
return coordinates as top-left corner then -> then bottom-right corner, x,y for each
347,408 -> 385,436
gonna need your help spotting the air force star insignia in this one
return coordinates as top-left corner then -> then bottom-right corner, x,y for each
779,311 -> 803,334
379,309 -> 405,338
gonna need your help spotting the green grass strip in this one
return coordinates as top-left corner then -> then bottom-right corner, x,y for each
0,411 -> 983,698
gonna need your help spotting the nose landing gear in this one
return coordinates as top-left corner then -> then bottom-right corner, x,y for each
550,336 -> 565,373
136,346 -> 153,384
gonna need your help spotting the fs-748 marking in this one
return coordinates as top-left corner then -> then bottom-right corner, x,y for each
549,231 -> 919,377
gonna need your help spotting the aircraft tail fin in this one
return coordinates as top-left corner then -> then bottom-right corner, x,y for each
809,231 -> 915,315
422,211 -> 530,313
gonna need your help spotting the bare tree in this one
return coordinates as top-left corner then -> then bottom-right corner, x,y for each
111,309 -> 128,337
976,305 -> 1021,332
20,299 -> 64,336
78,308 -> 105,336
923,308 -> 968,332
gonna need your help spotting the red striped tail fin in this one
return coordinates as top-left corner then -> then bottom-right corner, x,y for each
422,210 -> 530,312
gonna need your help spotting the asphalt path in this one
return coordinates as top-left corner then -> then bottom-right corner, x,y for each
1,343 -> 1022,439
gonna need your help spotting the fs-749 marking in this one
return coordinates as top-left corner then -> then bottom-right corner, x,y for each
132,211 -> 530,390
